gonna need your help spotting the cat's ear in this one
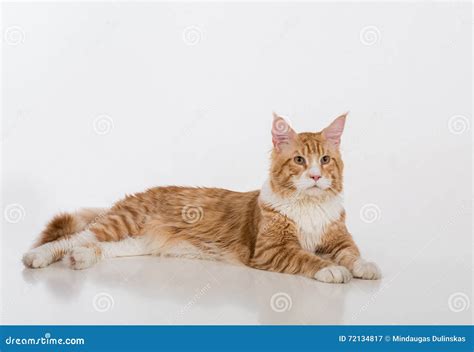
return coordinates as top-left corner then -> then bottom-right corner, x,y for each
322,112 -> 348,147
272,112 -> 297,152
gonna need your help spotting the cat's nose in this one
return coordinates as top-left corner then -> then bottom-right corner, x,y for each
310,175 -> 321,181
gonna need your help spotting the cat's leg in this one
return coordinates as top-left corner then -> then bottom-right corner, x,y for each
58,204 -> 153,269
251,212 -> 352,283
22,230 -> 97,268
23,208 -> 108,268
252,247 -> 352,283
319,224 -> 381,280
24,195 -> 150,269
65,236 -> 152,270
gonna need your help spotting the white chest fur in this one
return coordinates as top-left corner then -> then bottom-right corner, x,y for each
259,180 -> 344,252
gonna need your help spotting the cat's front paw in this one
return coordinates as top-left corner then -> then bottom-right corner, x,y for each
352,259 -> 381,280
314,265 -> 352,284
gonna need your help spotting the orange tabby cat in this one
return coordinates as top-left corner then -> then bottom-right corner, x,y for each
22,112 -> 381,283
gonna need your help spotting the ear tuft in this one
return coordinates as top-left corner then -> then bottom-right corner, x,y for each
272,113 -> 296,151
322,112 -> 348,147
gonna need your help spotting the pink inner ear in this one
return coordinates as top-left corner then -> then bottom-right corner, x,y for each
272,115 -> 295,151
322,114 -> 346,146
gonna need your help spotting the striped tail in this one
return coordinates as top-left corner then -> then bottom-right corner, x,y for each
32,208 -> 108,248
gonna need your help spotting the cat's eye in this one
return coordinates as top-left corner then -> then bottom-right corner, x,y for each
293,156 -> 306,165
320,155 -> 331,165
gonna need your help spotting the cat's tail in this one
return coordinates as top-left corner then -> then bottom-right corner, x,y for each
32,208 -> 108,248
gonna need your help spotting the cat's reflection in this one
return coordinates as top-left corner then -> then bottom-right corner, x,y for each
251,270 -> 350,324
22,256 -> 351,324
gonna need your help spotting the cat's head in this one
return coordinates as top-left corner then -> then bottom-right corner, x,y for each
269,112 -> 347,199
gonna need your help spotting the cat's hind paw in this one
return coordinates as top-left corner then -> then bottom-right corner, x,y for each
22,249 -> 52,269
352,259 -> 381,280
65,247 -> 98,270
314,265 -> 352,284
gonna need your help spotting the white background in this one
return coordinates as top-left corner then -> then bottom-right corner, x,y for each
1,1 -> 472,324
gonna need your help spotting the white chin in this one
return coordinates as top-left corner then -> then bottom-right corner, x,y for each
305,187 -> 325,196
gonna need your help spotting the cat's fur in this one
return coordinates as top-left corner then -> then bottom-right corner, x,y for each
22,112 -> 380,283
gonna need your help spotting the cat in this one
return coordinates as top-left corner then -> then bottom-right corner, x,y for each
22,112 -> 381,284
